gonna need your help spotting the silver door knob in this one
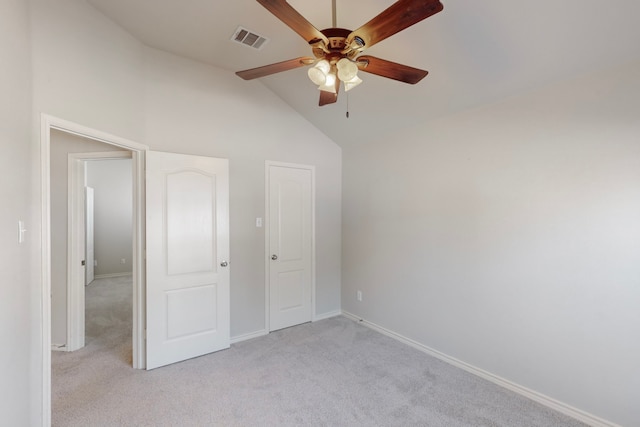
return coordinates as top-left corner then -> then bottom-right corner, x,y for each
271,254 -> 278,260
220,261 -> 228,267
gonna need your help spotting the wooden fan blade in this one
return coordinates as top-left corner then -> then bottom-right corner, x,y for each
236,57 -> 314,80
319,77 -> 340,106
347,0 -> 443,51
319,90 -> 338,106
257,0 -> 329,45
356,55 -> 428,84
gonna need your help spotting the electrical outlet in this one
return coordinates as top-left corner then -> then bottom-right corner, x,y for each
121,258 -> 126,264
357,290 -> 362,302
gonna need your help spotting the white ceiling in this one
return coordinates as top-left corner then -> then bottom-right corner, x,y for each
87,0 -> 640,147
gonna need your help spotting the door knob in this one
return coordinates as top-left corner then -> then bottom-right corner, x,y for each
220,261 -> 228,267
271,254 -> 278,260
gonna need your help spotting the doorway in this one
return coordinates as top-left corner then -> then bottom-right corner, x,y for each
40,115 -> 147,426
65,151 -> 133,352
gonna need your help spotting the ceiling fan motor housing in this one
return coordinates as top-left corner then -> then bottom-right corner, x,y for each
312,28 -> 361,64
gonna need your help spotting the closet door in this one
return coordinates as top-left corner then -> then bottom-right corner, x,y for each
268,163 -> 313,331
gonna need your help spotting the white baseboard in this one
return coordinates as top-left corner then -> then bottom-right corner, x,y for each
229,310 -> 341,345
230,329 -> 268,344
94,272 -> 133,279
341,311 -> 618,427
313,310 -> 342,322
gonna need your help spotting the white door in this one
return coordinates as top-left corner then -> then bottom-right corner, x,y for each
268,164 -> 313,331
146,151 -> 230,369
85,186 -> 95,285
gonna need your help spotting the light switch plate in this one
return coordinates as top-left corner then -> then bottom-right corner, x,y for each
18,220 -> 26,243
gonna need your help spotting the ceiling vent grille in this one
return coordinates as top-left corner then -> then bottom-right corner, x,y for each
231,26 -> 269,50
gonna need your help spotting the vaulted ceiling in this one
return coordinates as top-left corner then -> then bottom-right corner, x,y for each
87,0 -> 640,147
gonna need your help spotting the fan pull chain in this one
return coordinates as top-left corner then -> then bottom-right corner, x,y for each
346,91 -> 350,119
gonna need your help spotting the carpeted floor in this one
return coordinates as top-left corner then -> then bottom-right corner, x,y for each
52,276 -> 586,426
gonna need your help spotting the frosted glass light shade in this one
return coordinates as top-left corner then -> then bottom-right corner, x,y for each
308,67 -> 326,85
337,58 -> 358,82
318,72 -> 337,93
308,59 -> 331,86
316,59 -> 330,73
344,75 -> 363,92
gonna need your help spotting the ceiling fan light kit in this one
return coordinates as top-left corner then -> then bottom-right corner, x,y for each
236,0 -> 444,106
308,59 -> 331,85
318,70 -> 338,93
307,57 -> 361,93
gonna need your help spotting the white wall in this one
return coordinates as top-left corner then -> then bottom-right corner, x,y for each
49,130 -> 124,346
87,159 -> 133,277
0,0 -> 32,424
30,0 -> 145,143
342,60 -> 640,427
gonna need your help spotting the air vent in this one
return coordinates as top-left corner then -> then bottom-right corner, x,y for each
231,26 -> 269,50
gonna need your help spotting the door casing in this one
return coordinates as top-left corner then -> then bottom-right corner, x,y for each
264,161 -> 317,332
66,151 -> 132,352
85,185 -> 95,286
40,114 -> 148,427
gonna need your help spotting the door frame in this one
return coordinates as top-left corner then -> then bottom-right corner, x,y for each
40,114 -> 148,426
84,185 -> 95,286
67,151 -> 132,352
264,161 -> 316,332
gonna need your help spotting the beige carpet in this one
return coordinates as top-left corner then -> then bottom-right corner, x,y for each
52,276 -> 585,426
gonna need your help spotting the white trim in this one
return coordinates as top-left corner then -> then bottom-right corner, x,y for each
66,156 -> 85,351
68,152 -> 134,352
47,116 -> 148,151
341,311 -> 619,427
40,116 -> 52,427
264,163 -> 269,333
310,166 -> 316,322
71,151 -> 132,160
40,114 -> 149,427
65,150 -> 133,351
94,272 -> 134,279
313,310 -> 342,322
230,329 -> 268,344
264,161 -> 316,333
132,146 -> 146,370
67,152 -> 133,351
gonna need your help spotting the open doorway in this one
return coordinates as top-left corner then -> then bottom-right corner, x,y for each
40,115 -> 148,425
63,152 -> 133,353
41,115 -> 232,424
81,157 -> 134,366
83,158 -> 134,362
49,130 -> 135,352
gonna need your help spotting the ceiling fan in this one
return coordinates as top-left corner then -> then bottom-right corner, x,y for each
236,0 -> 444,106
